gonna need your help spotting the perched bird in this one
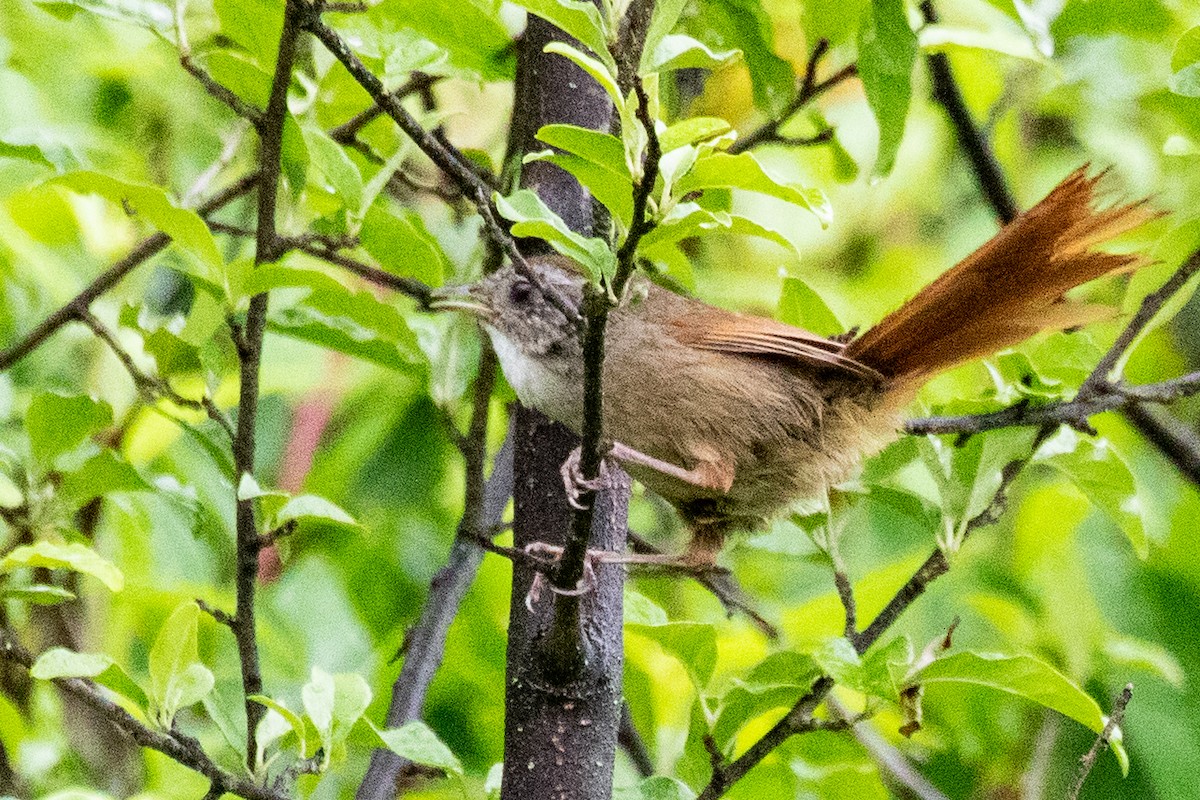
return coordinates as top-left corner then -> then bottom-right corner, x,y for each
432,168 -> 1156,567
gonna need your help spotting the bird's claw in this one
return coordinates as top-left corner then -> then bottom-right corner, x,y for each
560,446 -> 614,510
523,542 -> 604,611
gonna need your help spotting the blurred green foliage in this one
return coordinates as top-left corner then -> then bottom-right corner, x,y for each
1,0 -> 1200,798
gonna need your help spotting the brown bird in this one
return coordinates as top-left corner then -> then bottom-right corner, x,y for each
432,168 -> 1156,567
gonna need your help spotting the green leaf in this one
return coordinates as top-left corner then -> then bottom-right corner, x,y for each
687,0 -> 794,116
494,189 -> 616,284
272,494 -> 358,530
302,666 -> 337,752
644,34 -> 740,73
534,125 -> 629,179
623,588 -> 669,626
59,450 -> 153,506
359,203 -> 450,288
148,601 -> 213,726
303,126 -> 364,213
515,0 -> 614,72
0,140 -> 55,170
1170,27 -> 1200,96
913,651 -> 1106,733
25,393 -> 113,468
367,0 -> 516,81
918,24 -> 1045,62
1039,430 -> 1148,557
50,172 -> 223,276
0,542 -> 124,592
614,776 -> 697,800
1172,26 -> 1200,72
359,718 -> 463,775
34,0 -> 173,39
527,152 -> 634,224
673,152 -> 831,225
640,0 -> 690,73
2,584 -> 77,605
214,0 -> 284,68
857,0 -> 917,176
658,117 -> 733,154
627,621 -> 718,691
201,50 -> 271,107
31,647 -> 148,708
249,694 -> 307,757
777,276 -> 842,337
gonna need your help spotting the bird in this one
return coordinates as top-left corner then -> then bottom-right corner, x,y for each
431,167 -> 1157,568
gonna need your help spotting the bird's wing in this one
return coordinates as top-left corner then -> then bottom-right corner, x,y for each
669,312 -> 882,380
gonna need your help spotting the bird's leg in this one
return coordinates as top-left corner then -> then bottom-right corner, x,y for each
609,441 -> 735,493
588,522 -> 730,575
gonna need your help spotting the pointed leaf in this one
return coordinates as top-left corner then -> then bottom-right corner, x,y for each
0,542 -> 123,592
857,0 -> 917,175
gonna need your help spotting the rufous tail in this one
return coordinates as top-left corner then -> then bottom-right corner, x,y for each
845,167 -> 1159,386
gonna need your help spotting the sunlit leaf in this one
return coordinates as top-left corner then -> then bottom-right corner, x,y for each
0,542 -> 124,592
777,276 -> 842,337
857,0 -> 917,176
2,584 -> 77,605
1039,430 -> 1149,557
494,188 -> 616,284
627,621 -> 718,691
359,202 -> 450,288
25,393 -> 113,468
644,34 -> 740,73
614,776 -> 697,800
358,718 -> 463,775
913,651 -> 1105,733
303,126 -> 364,213
514,0 -> 614,72
148,601 -> 213,726
34,0 -> 173,39
31,647 -> 148,708
50,172 -> 223,276
214,0 -> 283,67
673,152 -> 831,225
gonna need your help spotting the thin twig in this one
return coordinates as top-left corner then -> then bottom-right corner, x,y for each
618,702 -> 655,778
180,54 -> 265,126
918,1 -> 1018,223
905,368 -> 1200,437
827,696 -> 951,800
0,628 -> 288,800
1081,251 -> 1200,395
301,11 -> 581,324
0,173 -> 258,372
1067,684 -> 1133,800
76,309 -> 235,440
357,406 -> 513,800
832,568 -> 859,647
729,39 -> 857,155
626,531 -> 778,638
328,72 -> 438,145
229,0 -> 303,767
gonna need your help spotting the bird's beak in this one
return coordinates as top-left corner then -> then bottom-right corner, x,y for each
428,284 -> 491,318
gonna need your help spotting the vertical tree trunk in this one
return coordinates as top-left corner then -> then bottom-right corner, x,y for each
500,13 -> 629,800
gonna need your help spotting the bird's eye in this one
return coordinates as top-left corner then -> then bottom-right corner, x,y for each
508,281 -> 535,305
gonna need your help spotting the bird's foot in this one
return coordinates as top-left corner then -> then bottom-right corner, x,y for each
560,446 -> 615,510
523,542 -> 602,610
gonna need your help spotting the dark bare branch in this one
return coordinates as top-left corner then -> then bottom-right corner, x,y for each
1067,684 -> 1133,800
229,0 -> 304,766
